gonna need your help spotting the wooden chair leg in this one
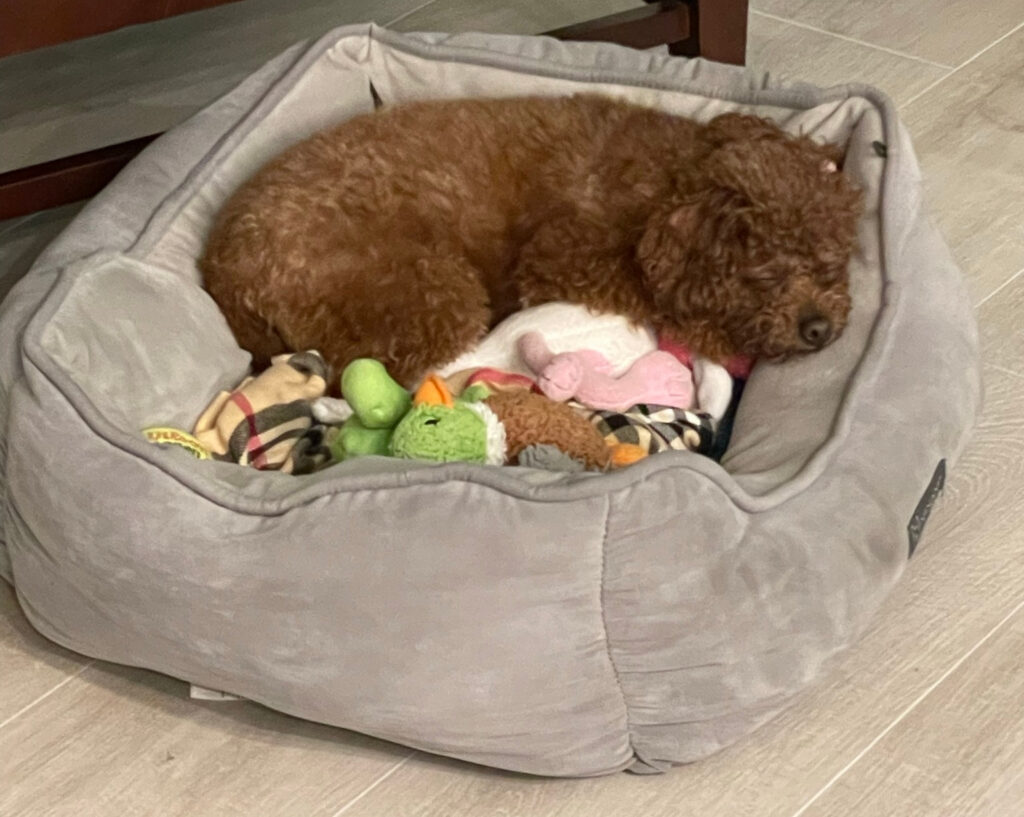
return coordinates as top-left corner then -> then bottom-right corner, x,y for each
684,0 -> 748,64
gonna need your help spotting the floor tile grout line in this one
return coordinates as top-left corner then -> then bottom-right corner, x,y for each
384,0 -> 439,28
329,750 -> 419,817
0,659 -> 95,731
955,16 -> 1024,66
750,10 -> 953,69
788,593 -> 1024,817
898,66 -> 956,110
902,18 -> 1024,108
975,265 -> 1024,309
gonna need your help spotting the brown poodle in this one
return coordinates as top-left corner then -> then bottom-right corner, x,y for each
202,95 -> 862,387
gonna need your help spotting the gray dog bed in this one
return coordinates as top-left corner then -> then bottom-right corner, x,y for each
0,26 -> 980,776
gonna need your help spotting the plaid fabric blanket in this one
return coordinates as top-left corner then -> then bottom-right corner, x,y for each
583,403 -> 717,458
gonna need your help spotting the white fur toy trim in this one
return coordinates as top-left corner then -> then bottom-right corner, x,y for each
467,402 -> 508,466
312,397 -> 354,424
692,357 -> 733,421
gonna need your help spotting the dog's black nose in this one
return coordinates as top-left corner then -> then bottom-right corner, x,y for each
800,316 -> 833,348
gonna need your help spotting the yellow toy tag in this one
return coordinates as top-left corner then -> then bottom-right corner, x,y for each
143,427 -> 211,460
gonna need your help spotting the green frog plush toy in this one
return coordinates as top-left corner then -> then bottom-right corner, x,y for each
389,376 -> 505,465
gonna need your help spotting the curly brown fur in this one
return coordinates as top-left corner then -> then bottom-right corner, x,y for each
484,390 -> 611,472
202,95 -> 862,387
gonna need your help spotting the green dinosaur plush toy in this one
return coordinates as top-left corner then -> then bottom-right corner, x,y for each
389,377 -> 506,465
330,359 -> 412,460
342,359 -> 411,426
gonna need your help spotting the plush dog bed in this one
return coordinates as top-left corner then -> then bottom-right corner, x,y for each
0,26 -> 980,776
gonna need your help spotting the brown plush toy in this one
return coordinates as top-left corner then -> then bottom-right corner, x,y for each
483,390 -> 611,472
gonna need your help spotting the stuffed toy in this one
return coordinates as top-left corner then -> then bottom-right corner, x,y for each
442,366 -> 539,398
657,336 -> 753,421
311,396 -> 353,425
584,403 -> 716,467
485,389 -> 611,471
657,336 -> 754,380
689,357 -> 734,421
390,379 -> 505,465
518,332 -> 694,412
516,443 -> 587,473
143,427 -> 211,460
438,302 -> 656,379
192,351 -> 330,473
326,358 -> 413,461
391,374 -> 611,471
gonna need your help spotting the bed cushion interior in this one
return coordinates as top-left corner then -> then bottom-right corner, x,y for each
30,32 -> 885,496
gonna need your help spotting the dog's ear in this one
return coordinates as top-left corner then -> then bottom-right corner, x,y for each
638,188 -> 754,319
705,138 -> 780,206
706,113 -> 783,145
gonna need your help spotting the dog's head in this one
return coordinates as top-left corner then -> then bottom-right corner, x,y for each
638,113 -> 863,362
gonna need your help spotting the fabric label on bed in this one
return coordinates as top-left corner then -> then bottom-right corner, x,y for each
908,459 -> 946,558
190,684 -> 243,701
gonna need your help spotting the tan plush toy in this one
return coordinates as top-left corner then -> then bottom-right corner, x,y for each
193,351 -> 329,473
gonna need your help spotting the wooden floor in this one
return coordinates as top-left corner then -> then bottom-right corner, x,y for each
3,1 -> 1024,814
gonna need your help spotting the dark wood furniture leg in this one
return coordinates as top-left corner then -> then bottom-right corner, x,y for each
0,0 -> 748,221
0,135 -> 158,221
683,0 -> 748,65
551,0 -> 747,64
1,0 -> 243,58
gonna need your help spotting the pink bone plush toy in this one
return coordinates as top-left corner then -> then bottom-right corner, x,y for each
518,331 -> 694,412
